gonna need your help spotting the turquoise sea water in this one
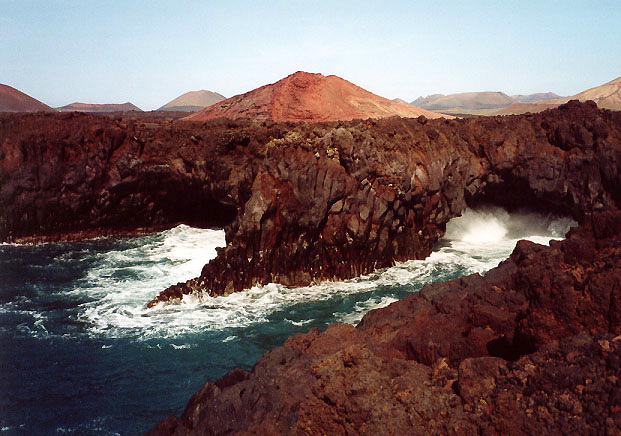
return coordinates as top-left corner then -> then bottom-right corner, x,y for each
0,208 -> 574,435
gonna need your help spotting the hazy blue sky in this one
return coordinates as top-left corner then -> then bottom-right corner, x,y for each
1,0 -> 620,110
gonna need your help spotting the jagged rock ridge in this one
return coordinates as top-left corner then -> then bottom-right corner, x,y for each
0,101 -> 619,308
151,100 -> 621,306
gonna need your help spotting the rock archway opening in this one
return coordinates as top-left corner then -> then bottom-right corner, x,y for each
153,181 -> 238,230
464,173 -> 581,223
104,177 -> 239,233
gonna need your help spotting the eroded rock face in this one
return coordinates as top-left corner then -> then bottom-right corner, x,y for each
1,101 -> 620,307
0,113 -> 268,241
150,100 -> 621,306
146,212 -> 621,435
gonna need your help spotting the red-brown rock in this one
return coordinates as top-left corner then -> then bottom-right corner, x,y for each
1,102 -> 620,309
184,71 -> 449,122
1,100 -> 620,435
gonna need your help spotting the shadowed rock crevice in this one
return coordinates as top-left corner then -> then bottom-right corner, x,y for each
466,171 -> 578,220
103,177 -> 238,230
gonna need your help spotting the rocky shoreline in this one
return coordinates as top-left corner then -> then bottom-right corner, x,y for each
151,100 -> 621,306
1,101 -> 620,434
2,102 -> 619,306
147,211 -> 620,435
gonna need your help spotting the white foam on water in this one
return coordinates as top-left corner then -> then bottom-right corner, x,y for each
10,209 -> 576,339
442,207 -> 575,267
170,343 -> 196,350
0,425 -> 26,433
72,225 -> 225,338
334,295 -> 400,325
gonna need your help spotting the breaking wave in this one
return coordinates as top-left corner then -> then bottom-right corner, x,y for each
1,207 -> 576,340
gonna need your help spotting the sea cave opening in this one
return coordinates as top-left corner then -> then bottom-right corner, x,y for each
464,172 -> 582,223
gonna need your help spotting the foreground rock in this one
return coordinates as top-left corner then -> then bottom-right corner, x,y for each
147,211 -> 621,435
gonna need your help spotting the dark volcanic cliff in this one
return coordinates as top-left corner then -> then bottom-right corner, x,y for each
155,100 -> 621,305
0,102 -> 620,307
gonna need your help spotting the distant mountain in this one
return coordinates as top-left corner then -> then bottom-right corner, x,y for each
392,98 -> 409,105
546,76 -> 621,110
56,102 -> 142,112
185,71 -> 449,122
411,92 -> 515,111
492,76 -> 621,115
492,102 -> 560,116
511,92 -> 561,103
0,84 -> 56,112
158,90 -> 226,112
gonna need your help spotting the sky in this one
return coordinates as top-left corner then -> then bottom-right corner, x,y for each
1,0 -> 620,110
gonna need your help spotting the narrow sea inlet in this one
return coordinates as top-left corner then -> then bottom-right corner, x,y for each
0,208 -> 574,436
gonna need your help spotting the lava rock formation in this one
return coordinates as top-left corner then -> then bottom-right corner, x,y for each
1,100 -> 620,435
1,102 -> 620,308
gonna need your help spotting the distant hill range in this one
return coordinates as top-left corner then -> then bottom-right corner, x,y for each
410,91 -> 562,115
56,102 -> 142,112
158,90 -> 226,112
0,84 -> 56,112
510,92 -> 561,103
495,76 -> 621,115
185,71 -> 449,122
412,92 -> 515,111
